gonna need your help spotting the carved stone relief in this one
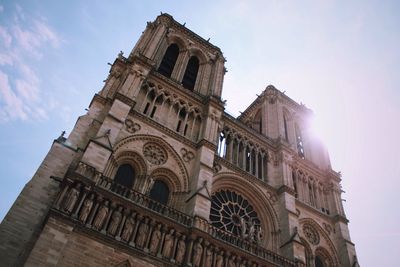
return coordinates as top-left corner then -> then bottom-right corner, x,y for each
143,142 -> 167,165
303,224 -> 320,245
125,119 -> 141,133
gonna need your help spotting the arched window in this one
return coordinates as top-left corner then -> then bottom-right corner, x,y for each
182,56 -> 199,90
315,256 -> 324,267
283,115 -> 288,141
149,180 -> 170,205
114,164 -> 135,188
158,44 -> 179,78
295,123 -> 305,159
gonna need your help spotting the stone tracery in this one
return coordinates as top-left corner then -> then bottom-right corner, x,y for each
210,190 -> 261,241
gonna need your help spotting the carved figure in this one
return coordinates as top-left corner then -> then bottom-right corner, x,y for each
108,206 -> 123,236
248,221 -> 256,241
205,248 -> 213,267
93,200 -> 109,230
175,235 -> 186,264
192,238 -> 203,267
162,229 -> 174,258
228,256 -> 236,267
240,217 -> 247,239
149,224 -> 162,254
121,216 -> 135,241
255,226 -> 263,243
136,218 -> 149,248
64,184 -> 81,213
216,252 -> 224,267
78,193 -> 94,223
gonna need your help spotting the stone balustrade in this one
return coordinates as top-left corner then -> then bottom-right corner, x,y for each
53,178 -> 298,267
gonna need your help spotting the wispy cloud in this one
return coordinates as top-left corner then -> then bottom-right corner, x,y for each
0,5 -> 62,122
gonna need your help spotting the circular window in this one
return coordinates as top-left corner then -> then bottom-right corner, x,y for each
210,190 -> 261,239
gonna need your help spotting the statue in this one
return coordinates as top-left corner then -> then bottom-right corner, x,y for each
162,229 -> 175,258
78,193 -> 94,223
149,224 -> 162,254
205,248 -> 213,267
175,235 -> 186,264
215,252 -> 224,267
228,256 -> 236,267
121,216 -> 135,242
255,225 -> 263,243
93,200 -> 109,230
136,218 -> 149,248
64,183 -> 81,213
248,220 -> 256,242
240,217 -> 247,239
108,206 -> 123,236
192,238 -> 203,267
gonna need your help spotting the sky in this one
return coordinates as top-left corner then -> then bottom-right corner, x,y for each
0,0 -> 399,266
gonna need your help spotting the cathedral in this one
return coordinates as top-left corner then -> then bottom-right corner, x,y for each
0,14 -> 359,267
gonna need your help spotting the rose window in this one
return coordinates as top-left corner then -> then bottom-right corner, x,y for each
210,190 -> 261,238
143,142 -> 167,165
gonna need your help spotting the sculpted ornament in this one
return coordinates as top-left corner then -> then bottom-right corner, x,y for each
63,183 -> 81,213
93,200 -> 109,230
181,148 -> 195,162
192,238 -> 203,267
303,224 -> 320,245
121,215 -> 135,242
149,224 -> 162,254
136,218 -> 149,248
125,119 -> 141,134
162,229 -> 175,258
143,143 -> 167,165
108,206 -> 123,236
175,235 -> 186,264
79,193 -> 94,223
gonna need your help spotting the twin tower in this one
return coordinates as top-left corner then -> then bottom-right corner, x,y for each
0,13 -> 358,267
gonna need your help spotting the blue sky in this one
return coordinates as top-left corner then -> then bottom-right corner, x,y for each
1,1 -> 399,266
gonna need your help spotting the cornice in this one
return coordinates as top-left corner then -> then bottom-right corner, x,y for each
156,13 -> 223,55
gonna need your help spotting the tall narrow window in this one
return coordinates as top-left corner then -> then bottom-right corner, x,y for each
149,180 -> 170,205
114,164 -> 135,188
158,44 -> 179,78
182,56 -> 199,90
295,124 -> 305,159
283,115 -> 288,141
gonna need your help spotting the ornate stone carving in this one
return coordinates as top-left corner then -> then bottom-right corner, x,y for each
213,162 -> 222,173
121,215 -> 135,242
63,183 -> 81,213
149,224 -> 162,254
210,190 -> 261,240
175,235 -> 186,264
303,224 -> 320,245
108,206 -> 123,236
181,148 -> 195,162
205,247 -> 213,267
162,229 -> 175,258
136,218 -> 149,248
125,119 -> 141,133
192,238 -> 203,267
93,200 -> 109,230
79,193 -> 94,223
143,142 -> 167,165
215,251 -> 224,267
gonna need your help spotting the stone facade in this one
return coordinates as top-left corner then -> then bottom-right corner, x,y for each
0,13 -> 359,267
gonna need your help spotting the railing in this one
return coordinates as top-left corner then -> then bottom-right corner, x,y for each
194,217 -> 297,267
54,176 -> 298,267
96,175 -> 193,227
